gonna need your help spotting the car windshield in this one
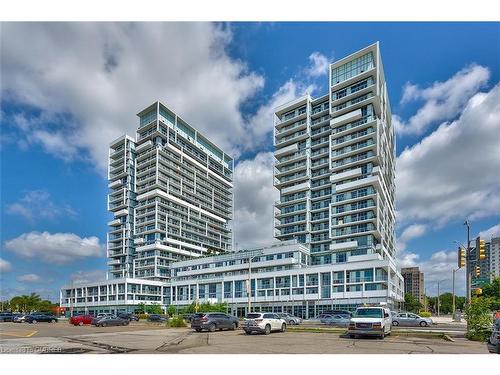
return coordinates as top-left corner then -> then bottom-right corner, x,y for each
246,313 -> 262,319
354,308 -> 383,318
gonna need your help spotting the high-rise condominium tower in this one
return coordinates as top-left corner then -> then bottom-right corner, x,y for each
107,102 -> 233,281
274,42 -> 396,266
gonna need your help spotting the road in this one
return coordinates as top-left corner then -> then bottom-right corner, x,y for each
0,322 -> 488,354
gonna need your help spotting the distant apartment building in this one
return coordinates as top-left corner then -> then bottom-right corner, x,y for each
489,237 -> 499,280
401,267 -> 425,304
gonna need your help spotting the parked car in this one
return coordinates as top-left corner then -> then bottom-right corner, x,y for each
191,313 -> 239,332
92,315 -> 129,327
25,313 -> 58,324
243,313 -> 286,335
276,313 -> 302,325
118,313 -> 139,321
182,313 -> 197,322
13,314 -> 27,323
348,306 -> 392,339
96,313 -> 114,319
392,312 -> 433,327
487,318 -> 500,354
322,310 -> 352,318
147,314 -> 167,322
70,314 -> 94,326
322,314 -> 351,327
0,312 -> 14,322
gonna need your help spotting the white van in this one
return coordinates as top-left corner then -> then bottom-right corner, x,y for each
348,306 -> 392,339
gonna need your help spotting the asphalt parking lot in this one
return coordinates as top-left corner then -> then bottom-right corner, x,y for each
0,322 -> 489,354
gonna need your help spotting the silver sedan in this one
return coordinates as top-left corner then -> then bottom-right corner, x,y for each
392,313 -> 433,327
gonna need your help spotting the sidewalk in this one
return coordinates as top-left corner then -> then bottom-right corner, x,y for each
431,315 -> 466,325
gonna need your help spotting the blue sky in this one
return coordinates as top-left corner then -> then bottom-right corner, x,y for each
1,22 -> 499,300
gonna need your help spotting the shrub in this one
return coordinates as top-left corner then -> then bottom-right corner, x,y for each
419,311 -> 432,318
464,297 -> 493,342
168,315 -> 187,328
138,313 -> 149,320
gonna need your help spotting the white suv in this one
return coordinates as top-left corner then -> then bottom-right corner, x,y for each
243,313 -> 287,335
348,307 -> 392,339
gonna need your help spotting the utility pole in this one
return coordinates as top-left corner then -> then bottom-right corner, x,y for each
452,267 -> 460,319
247,255 -> 252,315
464,220 -> 471,303
437,281 -> 440,317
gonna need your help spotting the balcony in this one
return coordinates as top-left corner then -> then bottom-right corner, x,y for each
108,218 -> 122,226
282,181 -> 310,195
136,140 -> 153,153
275,130 -> 308,148
274,143 -> 298,157
330,108 -> 362,128
108,179 -> 123,189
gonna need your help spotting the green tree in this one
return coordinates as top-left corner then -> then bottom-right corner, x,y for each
464,297 -> 493,341
404,293 -> 422,313
167,305 -> 177,317
145,303 -> 163,314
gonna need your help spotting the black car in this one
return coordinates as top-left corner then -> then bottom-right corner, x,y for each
25,313 -> 58,324
0,312 -> 14,322
147,314 -> 167,322
191,313 -> 239,332
92,315 -> 129,327
487,319 -> 500,354
118,313 -> 139,321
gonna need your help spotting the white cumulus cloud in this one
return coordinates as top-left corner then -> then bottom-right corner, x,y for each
395,64 -> 490,135
0,258 -> 12,273
478,223 -> 500,241
1,23 -> 268,173
70,269 -> 107,284
4,231 -> 104,264
396,83 -> 500,227
397,223 -> 427,252
16,273 -> 41,283
233,152 -> 279,248
6,190 -> 76,222
306,52 -> 329,77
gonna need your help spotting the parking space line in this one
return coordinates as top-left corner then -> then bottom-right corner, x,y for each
0,330 -> 38,338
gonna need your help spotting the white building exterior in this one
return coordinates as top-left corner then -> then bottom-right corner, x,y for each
273,42 -> 399,274
60,43 -> 404,317
490,237 -> 500,280
107,101 -> 233,281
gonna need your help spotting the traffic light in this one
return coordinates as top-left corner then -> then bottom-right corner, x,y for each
475,265 -> 481,277
457,247 -> 465,268
476,238 -> 486,261
475,288 -> 483,296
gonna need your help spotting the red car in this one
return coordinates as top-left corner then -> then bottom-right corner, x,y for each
70,315 -> 94,326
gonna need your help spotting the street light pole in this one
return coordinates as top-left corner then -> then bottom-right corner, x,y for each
464,220 -> 471,303
437,281 -> 440,317
247,255 -> 252,315
452,267 -> 460,319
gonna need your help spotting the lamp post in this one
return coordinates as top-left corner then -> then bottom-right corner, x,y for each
436,280 -> 445,317
464,220 -> 471,303
452,267 -> 460,320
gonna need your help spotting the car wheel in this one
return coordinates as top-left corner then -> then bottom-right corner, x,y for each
244,330 -> 251,335
78,321 -> 83,326
51,319 -> 56,323
32,320 -> 37,324
208,324 -> 216,332
281,323 -> 286,333
231,323 -> 237,331
264,324 -> 271,335
392,321 -> 399,326
420,321 -> 428,327
195,328 -> 202,332
349,334 -> 355,339
289,320 -> 295,325
379,334 -> 384,339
